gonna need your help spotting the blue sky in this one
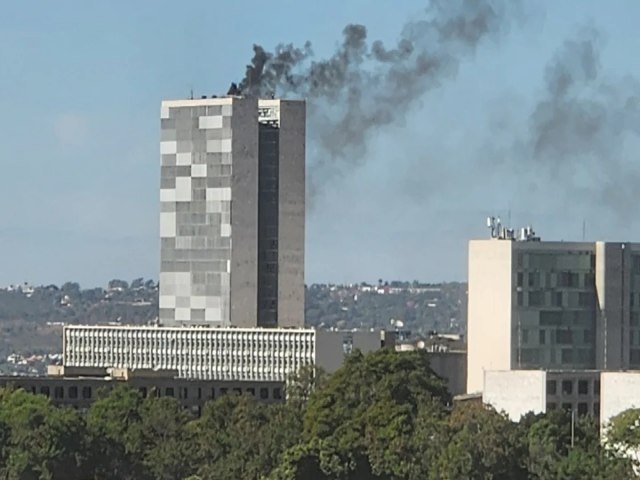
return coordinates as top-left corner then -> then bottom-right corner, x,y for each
2,1 -> 640,287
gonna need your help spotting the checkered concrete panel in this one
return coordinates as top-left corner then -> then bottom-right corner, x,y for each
159,103 -> 233,326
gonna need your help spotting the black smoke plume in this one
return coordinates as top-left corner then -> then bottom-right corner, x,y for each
236,0 -> 519,181
528,26 -> 640,210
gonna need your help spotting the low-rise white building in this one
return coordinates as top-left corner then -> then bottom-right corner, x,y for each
600,372 -> 640,433
483,370 -> 601,421
63,325 -> 393,382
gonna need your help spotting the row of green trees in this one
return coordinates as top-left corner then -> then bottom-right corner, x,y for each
0,349 -> 638,479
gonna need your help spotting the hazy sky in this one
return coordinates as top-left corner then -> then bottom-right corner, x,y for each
2,1 -> 640,287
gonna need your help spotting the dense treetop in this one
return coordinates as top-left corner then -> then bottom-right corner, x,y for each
0,348 -> 637,479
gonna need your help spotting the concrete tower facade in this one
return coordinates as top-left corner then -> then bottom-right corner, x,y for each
158,96 -> 305,328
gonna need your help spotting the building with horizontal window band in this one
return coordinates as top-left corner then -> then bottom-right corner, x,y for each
62,325 -> 394,382
468,229 -> 640,393
0,369 -> 285,414
0,327 -> 394,412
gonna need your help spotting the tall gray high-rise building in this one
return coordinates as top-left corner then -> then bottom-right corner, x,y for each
159,96 -> 305,328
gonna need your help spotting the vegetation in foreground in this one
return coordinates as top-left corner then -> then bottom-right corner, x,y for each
0,349 -> 637,479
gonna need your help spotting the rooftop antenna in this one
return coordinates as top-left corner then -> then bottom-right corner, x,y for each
189,86 -> 194,100
487,216 -> 501,239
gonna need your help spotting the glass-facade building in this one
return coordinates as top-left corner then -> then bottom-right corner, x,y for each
467,238 -> 640,393
513,249 -> 596,369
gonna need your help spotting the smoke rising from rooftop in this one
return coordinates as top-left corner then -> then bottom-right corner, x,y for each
237,0 -> 519,184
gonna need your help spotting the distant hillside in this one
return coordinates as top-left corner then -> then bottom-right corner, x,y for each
0,279 -> 467,360
0,279 -> 158,360
305,281 -> 466,336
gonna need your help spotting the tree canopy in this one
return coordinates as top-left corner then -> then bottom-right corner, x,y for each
0,349 -> 637,479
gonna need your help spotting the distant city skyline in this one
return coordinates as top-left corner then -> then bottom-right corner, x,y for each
2,1 -> 640,287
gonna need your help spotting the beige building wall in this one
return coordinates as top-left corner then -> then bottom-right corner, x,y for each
467,240 -> 513,393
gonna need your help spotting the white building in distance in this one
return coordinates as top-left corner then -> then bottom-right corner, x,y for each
63,325 -> 393,382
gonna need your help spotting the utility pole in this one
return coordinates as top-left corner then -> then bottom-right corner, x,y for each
571,408 -> 575,448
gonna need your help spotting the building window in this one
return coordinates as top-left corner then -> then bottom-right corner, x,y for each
181,387 -> 188,399
594,380 -> 601,395
561,350 -> 573,363
546,380 -> 557,395
540,310 -> 562,326
517,272 -> 523,287
562,380 -> 573,395
517,292 -> 523,307
198,388 -> 202,400
40,386 -> 50,397
220,388 -> 228,396
577,402 -> 588,416
273,387 -> 282,400
260,387 -> 269,400
557,329 -> 572,345
246,388 -> 255,396
552,292 -> 563,307
529,291 -> 544,307
233,388 -> 242,396
546,402 -> 557,410
139,387 -> 147,398
211,388 -> 216,399
82,386 -> 92,399
578,380 -> 589,395
54,386 -> 64,399
539,330 -> 546,345
562,402 -> 572,411
68,386 -> 78,399
165,387 -> 174,397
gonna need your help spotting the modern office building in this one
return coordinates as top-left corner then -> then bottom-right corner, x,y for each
159,96 -> 305,328
62,325 -> 394,382
467,218 -> 640,393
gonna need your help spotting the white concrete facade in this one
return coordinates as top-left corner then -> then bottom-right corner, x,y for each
483,369 -> 601,421
63,326 -> 386,382
600,372 -> 640,435
484,370 -> 546,420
